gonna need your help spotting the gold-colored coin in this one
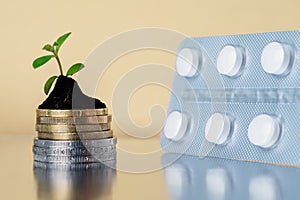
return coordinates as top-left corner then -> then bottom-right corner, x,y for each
36,115 -> 112,124
37,130 -> 113,140
35,123 -> 111,133
36,108 -> 108,117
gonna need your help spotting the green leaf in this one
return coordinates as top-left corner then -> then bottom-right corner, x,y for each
55,32 -> 72,53
57,32 -> 72,45
44,76 -> 58,95
32,55 -> 54,69
66,63 -> 85,76
42,44 -> 53,52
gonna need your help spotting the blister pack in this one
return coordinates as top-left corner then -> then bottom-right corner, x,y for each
160,30 -> 300,166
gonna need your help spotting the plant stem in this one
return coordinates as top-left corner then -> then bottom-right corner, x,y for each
53,50 -> 63,75
55,55 -> 63,75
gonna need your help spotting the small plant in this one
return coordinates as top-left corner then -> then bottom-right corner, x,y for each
32,32 -> 85,95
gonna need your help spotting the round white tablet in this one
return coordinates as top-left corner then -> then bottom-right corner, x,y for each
248,114 -> 281,148
217,45 -> 244,76
261,42 -> 293,75
205,113 -> 231,144
176,48 -> 200,77
164,111 -> 188,141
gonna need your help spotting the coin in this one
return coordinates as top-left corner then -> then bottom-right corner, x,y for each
33,145 -> 115,156
35,123 -> 111,133
34,153 -> 116,163
36,108 -> 108,117
33,160 -> 116,170
33,145 -> 116,156
33,137 -> 117,148
36,115 -> 112,124
37,130 -> 113,140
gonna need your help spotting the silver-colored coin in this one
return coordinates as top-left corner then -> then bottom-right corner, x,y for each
33,145 -> 116,156
33,159 -> 116,170
36,115 -> 112,124
33,137 -> 117,148
36,108 -> 108,117
37,130 -> 113,140
34,153 -> 116,164
35,123 -> 111,133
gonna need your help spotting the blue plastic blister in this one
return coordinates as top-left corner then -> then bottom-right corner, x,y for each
160,30 -> 300,166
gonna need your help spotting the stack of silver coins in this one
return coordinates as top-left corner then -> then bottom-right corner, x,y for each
33,108 -> 116,164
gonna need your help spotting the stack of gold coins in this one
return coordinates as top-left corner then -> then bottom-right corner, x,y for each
33,108 -> 116,164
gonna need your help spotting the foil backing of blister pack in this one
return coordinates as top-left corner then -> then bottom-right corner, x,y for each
160,30 -> 300,166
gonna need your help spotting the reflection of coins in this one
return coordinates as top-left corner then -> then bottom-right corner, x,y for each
33,160 -> 116,200
35,124 -> 111,133
36,108 -> 108,117
33,137 -> 117,148
33,145 -> 116,156
34,153 -> 116,163
37,115 -> 112,124
37,130 -> 113,140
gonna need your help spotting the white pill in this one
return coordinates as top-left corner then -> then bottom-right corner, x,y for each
205,113 -> 231,144
217,45 -> 244,76
248,114 -> 281,148
164,111 -> 188,141
261,42 -> 293,75
176,48 -> 200,77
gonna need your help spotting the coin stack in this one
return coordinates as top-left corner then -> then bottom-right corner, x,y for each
33,108 -> 116,164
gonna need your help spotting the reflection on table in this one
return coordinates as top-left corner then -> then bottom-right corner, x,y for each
161,154 -> 300,200
34,160 -> 116,200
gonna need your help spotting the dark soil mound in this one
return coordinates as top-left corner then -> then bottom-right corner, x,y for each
38,76 -> 106,109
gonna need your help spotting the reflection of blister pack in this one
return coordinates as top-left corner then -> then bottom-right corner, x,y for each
161,154 -> 300,200
160,30 -> 300,166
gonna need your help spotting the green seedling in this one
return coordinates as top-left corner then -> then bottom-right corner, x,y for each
32,32 -> 85,95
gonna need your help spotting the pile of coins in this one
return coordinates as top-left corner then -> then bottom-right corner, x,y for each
33,108 -> 116,164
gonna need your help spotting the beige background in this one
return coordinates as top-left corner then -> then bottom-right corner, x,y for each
1,0 -> 300,135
